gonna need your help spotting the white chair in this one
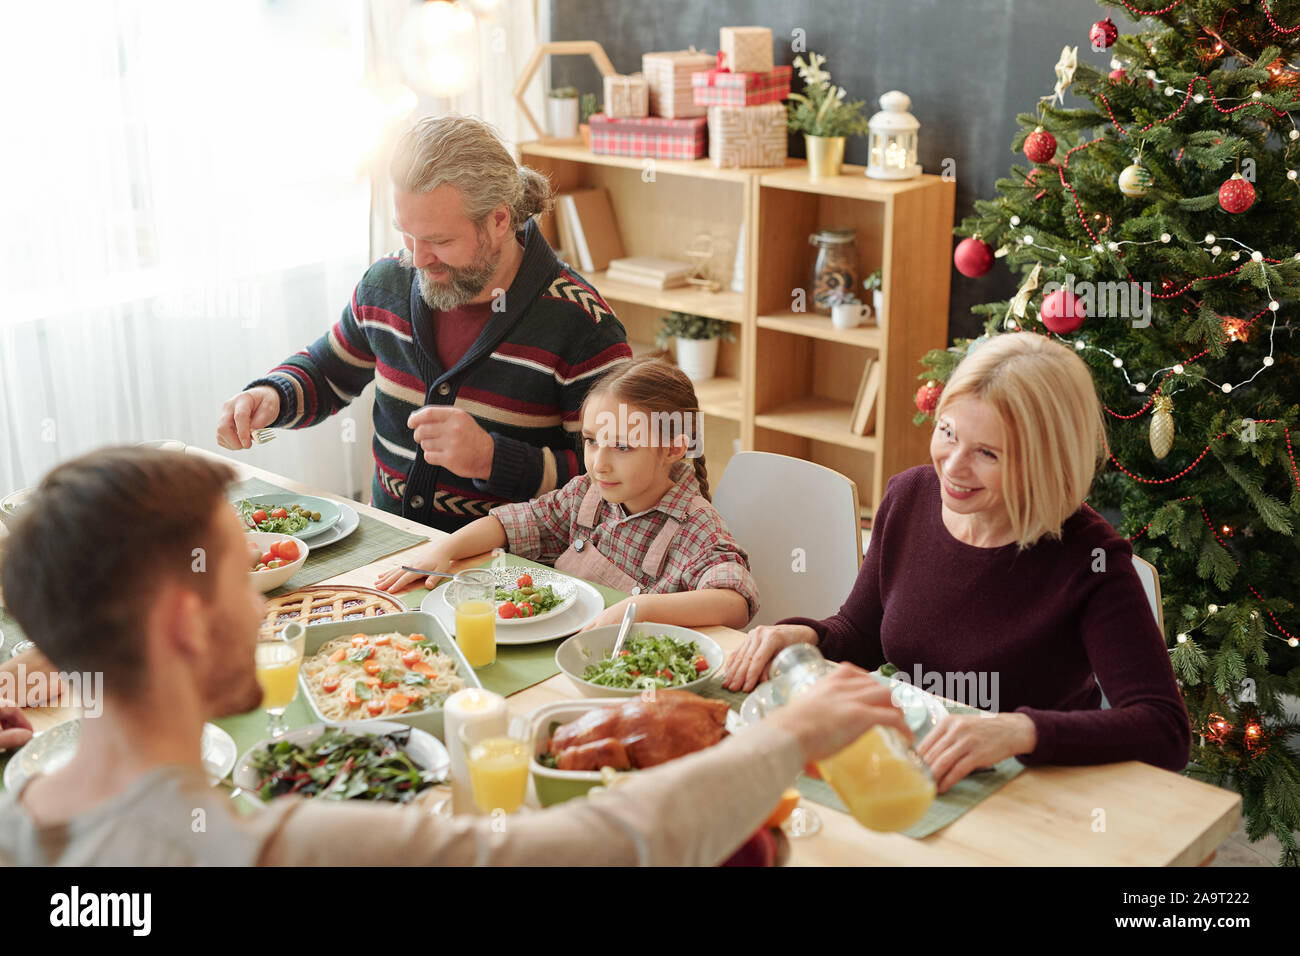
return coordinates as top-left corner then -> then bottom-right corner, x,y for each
1131,554 -> 1164,633
1096,554 -> 1164,710
711,452 -> 862,628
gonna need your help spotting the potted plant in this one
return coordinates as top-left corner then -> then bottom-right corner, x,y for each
548,86 -> 580,140
579,92 -> 599,148
655,311 -> 735,382
863,269 -> 883,318
786,53 -> 870,180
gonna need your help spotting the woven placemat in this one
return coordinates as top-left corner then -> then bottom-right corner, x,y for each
230,478 -> 428,593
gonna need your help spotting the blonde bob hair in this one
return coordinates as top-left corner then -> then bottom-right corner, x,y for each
934,332 -> 1108,549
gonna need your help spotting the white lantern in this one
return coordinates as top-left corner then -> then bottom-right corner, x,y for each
866,90 -> 921,180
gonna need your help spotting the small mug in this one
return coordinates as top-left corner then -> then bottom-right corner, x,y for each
831,301 -> 873,330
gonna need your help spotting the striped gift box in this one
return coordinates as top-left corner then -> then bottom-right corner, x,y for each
642,49 -> 714,118
719,26 -> 773,73
588,113 -> 708,160
708,103 -> 787,168
691,65 -> 792,107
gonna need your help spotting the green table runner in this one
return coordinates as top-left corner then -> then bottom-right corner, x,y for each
698,680 -> 1025,839
231,478 -> 428,593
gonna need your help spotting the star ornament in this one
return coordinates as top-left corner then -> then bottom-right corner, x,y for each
1053,46 -> 1079,104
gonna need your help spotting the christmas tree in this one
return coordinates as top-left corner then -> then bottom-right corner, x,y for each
923,0 -> 1300,864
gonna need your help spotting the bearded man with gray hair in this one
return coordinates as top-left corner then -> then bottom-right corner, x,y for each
217,114 -> 631,531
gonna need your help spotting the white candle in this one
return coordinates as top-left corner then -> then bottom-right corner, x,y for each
443,687 -> 508,815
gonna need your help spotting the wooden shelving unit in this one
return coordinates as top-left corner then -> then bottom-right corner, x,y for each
519,143 -> 954,516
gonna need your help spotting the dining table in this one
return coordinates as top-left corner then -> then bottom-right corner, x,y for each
2,447 -> 1242,866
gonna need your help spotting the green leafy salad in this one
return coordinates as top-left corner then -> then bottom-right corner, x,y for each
236,499 -> 321,534
582,634 -> 711,690
248,728 -> 439,803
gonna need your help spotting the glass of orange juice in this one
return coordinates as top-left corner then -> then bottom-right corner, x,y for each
459,718 -> 530,815
255,621 -> 306,738
450,569 -> 496,668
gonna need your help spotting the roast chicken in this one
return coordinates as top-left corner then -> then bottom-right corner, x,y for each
550,689 -> 729,771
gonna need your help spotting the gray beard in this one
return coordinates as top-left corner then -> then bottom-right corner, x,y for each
398,242 -> 500,312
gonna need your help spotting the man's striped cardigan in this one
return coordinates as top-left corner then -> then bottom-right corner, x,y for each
247,220 -> 632,532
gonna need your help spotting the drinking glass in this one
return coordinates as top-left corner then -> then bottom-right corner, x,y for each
450,569 -> 496,668
255,621 -> 305,738
459,717 -> 531,815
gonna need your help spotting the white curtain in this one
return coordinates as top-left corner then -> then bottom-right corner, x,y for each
0,0 -> 546,500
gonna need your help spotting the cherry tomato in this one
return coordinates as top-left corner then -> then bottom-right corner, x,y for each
366,698 -> 386,715
364,660 -> 382,675
516,574 -> 533,589
260,551 -> 275,566
617,650 -> 631,657
694,655 -> 708,673
498,602 -> 518,619
271,508 -> 289,519
251,509 -> 269,525
516,602 -> 534,618
275,540 -> 300,562
320,678 -> 340,693
658,669 -> 673,680
401,649 -> 423,667
351,635 -> 369,647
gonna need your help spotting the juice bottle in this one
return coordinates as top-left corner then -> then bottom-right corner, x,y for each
466,736 -> 530,814
769,644 -> 935,833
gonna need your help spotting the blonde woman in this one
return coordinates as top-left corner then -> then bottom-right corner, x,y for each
723,332 -> 1192,792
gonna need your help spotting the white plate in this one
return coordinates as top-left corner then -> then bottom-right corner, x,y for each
422,572 -> 604,645
3,720 -> 239,792
293,501 -> 360,550
231,720 -> 449,801
437,565 -> 578,627
739,671 -> 950,745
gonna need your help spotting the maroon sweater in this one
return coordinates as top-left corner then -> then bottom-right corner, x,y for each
780,465 -> 1192,772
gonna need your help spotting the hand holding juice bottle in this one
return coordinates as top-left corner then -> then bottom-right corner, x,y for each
767,645 -> 935,833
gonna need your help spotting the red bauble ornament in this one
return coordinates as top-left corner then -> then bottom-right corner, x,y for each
953,237 -> 994,277
1218,173 -> 1256,213
916,380 -> 943,415
1108,68 -> 1127,83
1040,289 -> 1088,334
1090,17 -> 1119,50
1023,127 -> 1057,164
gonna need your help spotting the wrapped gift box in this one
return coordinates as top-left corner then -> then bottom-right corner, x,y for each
692,65 -> 791,107
708,103 -> 787,168
642,48 -> 714,118
719,26 -> 774,73
602,72 -> 649,119
588,113 -> 708,160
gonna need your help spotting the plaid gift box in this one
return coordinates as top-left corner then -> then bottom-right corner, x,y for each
602,72 -> 649,118
719,26 -> 774,73
691,65 -> 792,107
588,113 -> 708,160
642,48 -> 714,118
708,103 -> 787,168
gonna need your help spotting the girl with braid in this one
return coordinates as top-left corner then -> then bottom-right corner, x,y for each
376,358 -> 759,630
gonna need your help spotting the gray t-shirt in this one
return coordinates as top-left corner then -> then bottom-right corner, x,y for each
0,721 -> 802,866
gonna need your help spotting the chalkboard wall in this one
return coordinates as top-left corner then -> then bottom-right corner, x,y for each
550,0 -> 1114,343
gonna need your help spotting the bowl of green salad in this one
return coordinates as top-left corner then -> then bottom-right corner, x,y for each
555,624 -> 725,698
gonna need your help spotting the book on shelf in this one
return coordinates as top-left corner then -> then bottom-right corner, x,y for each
604,256 -> 693,289
556,188 -> 625,272
850,357 -> 881,436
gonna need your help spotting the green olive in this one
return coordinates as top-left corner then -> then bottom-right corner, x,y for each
312,511 -> 321,521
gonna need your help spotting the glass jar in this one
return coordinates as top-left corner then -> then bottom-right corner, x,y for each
768,644 -> 936,833
809,228 -> 859,315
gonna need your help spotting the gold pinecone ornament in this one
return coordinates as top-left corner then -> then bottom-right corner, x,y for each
1149,394 -> 1174,459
